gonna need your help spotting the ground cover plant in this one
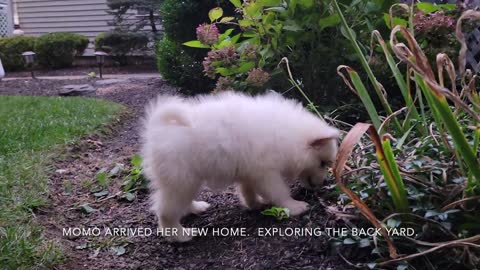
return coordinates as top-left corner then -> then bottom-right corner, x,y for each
0,96 -> 123,269
324,3 -> 480,269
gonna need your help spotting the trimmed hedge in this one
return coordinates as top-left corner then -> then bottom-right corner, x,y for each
156,36 -> 208,93
95,31 -> 149,65
35,32 -> 89,68
0,36 -> 37,71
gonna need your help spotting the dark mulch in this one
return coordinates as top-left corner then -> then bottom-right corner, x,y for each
1,78 -> 353,270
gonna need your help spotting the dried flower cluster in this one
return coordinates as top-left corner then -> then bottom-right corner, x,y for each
203,46 -> 239,78
246,68 -> 270,87
241,44 -> 257,61
196,23 -> 219,45
214,76 -> 235,92
413,11 -> 455,35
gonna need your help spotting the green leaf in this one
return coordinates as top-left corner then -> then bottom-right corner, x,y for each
383,13 -> 408,29
239,20 -> 253,28
122,192 -> 136,202
182,40 -> 211,49
96,171 -> 109,187
343,238 -> 356,244
131,154 -> 142,167
359,238 -> 371,248
259,0 -> 281,6
319,14 -> 341,30
93,190 -> 109,197
236,61 -> 255,73
261,206 -> 290,220
220,16 -> 235,23
387,218 -> 401,228
109,163 -> 124,177
209,7 -> 224,22
79,204 -> 97,214
245,2 -> 261,18
111,246 -> 126,256
416,2 -> 437,14
229,0 -> 242,8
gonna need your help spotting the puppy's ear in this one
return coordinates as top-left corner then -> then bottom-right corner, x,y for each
309,127 -> 340,148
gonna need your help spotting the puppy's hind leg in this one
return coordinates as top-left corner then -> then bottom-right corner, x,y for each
255,172 -> 309,216
151,184 -> 199,242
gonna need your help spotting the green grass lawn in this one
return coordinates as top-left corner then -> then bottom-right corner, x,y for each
0,95 -> 124,269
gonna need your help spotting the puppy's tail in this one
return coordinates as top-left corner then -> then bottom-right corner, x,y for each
145,95 -> 190,127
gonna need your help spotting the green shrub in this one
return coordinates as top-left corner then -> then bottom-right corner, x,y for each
183,0 -> 394,101
35,32 -> 89,68
95,31 -> 149,65
156,36 -> 210,94
158,0 -> 236,92
0,36 -> 37,71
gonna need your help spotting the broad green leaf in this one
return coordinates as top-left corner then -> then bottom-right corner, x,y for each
182,40 -> 211,48
245,2 -> 261,18
359,238 -> 371,248
343,238 -> 356,244
209,7 -> 223,22
319,14 -> 341,30
93,190 -> 109,197
131,154 -> 142,167
236,61 -> 255,73
259,0 -> 281,6
416,2 -> 437,14
229,0 -> 242,8
220,16 -> 235,23
239,19 -> 253,28
79,204 -> 97,214
383,13 -> 408,29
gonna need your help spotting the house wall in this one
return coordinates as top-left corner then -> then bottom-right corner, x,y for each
14,0 -> 113,39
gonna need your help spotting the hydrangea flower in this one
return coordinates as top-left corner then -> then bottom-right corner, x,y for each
246,68 -> 270,87
196,23 -> 220,45
203,46 -> 239,78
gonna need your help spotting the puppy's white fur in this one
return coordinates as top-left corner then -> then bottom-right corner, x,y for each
141,91 -> 340,242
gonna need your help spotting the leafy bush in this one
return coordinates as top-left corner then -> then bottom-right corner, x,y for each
327,3 -> 480,268
0,36 -> 37,71
183,0 -> 394,101
158,0 -> 236,93
95,31 -> 149,65
35,32 -> 89,68
156,37 -> 208,93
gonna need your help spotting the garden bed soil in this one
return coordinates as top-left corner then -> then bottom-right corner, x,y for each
0,78 -> 353,269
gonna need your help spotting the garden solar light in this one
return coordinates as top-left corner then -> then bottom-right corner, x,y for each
22,51 -> 36,79
94,51 -> 108,79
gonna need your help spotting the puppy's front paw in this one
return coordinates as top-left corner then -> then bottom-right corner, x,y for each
284,200 -> 309,216
190,201 -> 210,215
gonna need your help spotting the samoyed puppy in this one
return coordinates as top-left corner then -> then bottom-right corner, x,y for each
141,91 -> 340,242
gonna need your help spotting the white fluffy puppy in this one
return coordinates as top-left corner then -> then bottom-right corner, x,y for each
141,91 -> 340,242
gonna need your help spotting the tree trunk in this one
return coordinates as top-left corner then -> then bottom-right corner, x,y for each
149,10 -> 157,34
